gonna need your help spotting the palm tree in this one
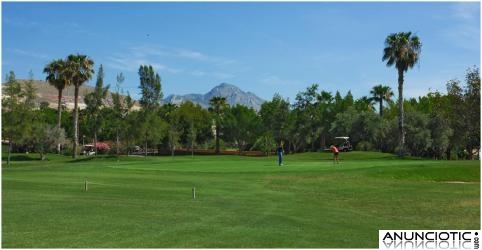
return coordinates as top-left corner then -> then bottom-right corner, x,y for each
354,96 -> 375,112
44,59 -> 69,154
66,54 -> 95,159
370,84 -> 394,117
382,32 -> 421,156
209,96 -> 228,154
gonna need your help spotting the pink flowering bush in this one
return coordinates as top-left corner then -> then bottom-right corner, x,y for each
95,142 -> 111,154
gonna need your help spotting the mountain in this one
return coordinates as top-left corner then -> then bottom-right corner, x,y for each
2,80 -> 264,111
2,79 -> 140,110
164,83 -> 265,110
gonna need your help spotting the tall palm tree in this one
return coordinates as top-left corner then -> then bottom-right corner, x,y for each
370,84 -> 394,117
209,96 -> 228,154
44,59 -> 69,154
382,32 -> 421,156
66,54 -> 95,159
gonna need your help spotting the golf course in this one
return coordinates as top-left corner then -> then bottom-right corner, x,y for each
2,151 -> 480,248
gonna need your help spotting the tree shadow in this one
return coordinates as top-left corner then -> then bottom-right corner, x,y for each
69,157 -> 95,163
2,155 -> 39,162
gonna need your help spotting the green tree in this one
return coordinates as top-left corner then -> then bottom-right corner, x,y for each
30,123 -> 66,160
330,106 -> 379,150
404,110 -> 432,157
160,103 -> 181,156
354,96 -> 375,112
209,96 -> 228,154
316,90 -> 337,149
292,84 -> 338,151
137,65 -> 164,156
2,71 -> 25,165
24,71 -> 37,109
428,112 -> 452,159
138,65 -> 162,110
252,132 -> 276,156
66,54 -> 95,158
463,67 -> 480,159
177,101 -> 212,155
446,79 -> 467,159
112,72 -> 134,156
136,111 -> 166,157
84,64 -> 110,155
224,104 -> 261,152
370,84 -> 394,117
382,31 -> 421,156
259,94 -> 290,145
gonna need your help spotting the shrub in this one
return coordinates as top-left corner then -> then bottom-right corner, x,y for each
95,142 -> 111,154
356,141 -> 374,151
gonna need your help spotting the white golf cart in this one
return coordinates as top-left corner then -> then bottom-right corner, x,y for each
82,144 -> 96,155
334,136 -> 353,152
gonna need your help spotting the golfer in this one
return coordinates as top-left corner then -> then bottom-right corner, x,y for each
330,144 -> 339,164
277,143 -> 284,166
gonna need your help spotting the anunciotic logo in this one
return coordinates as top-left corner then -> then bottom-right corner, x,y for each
379,230 -> 481,250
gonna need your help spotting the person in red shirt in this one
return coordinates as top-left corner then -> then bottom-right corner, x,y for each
330,144 -> 339,164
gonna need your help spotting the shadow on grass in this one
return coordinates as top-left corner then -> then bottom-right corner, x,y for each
69,157 -> 95,163
2,155 -> 40,162
68,155 -> 119,163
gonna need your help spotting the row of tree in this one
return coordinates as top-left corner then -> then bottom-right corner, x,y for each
2,63 -> 479,161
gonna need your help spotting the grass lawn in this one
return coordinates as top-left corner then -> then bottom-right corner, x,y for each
2,151 -> 480,248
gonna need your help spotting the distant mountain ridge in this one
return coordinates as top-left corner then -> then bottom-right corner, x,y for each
2,80 -> 265,111
1,79 -> 140,110
164,83 -> 265,110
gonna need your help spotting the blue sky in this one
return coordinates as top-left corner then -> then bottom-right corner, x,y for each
2,2 -> 480,103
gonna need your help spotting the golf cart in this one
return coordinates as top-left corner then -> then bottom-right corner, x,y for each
334,136 -> 353,152
82,144 -> 96,155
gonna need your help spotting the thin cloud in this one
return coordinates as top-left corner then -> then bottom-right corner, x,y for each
7,48 -> 49,59
127,44 -> 236,65
259,74 -> 301,87
437,3 -> 481,52
130,44 -> 168,57
176,49 -> 207,60
106,54 -> 181,74
106,44 -> 238,78
443,25 -> 480,51
452,2 -> 479,21
3,18 -> 41,29
188,69 -> 234,79
174,48 -> 237,66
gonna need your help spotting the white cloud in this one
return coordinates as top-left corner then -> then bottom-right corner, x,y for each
4,18 -> 40,29
106,54 -> 181,74
452,2 -> 479,21
442,24 -> 480,51
437,3 -> 481,52
176,49 -> 207,60
105,44 -> 238,79
259,74 -> 301,87
187,69 -> 234,79
174,48 -> 237,66
7,48 -> 49,59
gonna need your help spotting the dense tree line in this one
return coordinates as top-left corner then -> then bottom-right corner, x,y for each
3,65 -> 479,160
2,53 -> 480,161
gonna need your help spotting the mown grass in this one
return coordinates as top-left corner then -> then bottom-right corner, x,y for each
2,151 -> 480,248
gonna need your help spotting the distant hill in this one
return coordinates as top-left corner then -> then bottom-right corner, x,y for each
1,79 -> 140,110
164,83 -> 265,110
2,80 -> 264,111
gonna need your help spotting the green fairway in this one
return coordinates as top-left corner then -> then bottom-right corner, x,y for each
2,152 -> 480,248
